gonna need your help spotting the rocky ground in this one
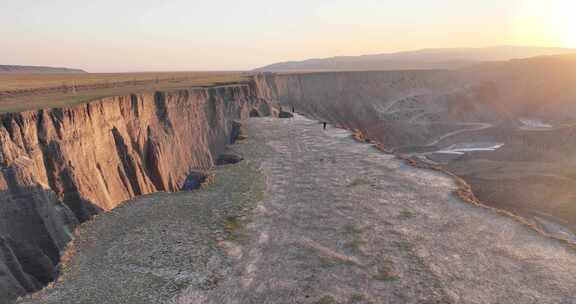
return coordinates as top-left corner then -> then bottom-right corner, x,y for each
18,114 -> 576,304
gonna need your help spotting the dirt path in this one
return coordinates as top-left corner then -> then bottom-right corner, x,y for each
20,114 -> 576,304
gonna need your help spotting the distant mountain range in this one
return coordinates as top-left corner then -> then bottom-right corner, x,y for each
255,46 -> 576,72
0,65 -> 86,74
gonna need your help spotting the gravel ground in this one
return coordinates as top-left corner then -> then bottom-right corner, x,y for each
19,114 -> 576,304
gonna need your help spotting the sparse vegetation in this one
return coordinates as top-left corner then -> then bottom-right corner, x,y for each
343,224 -> 365,253
372,259 -> 398,282
223,215 -> 246,241
347,178 -> 371,188
198,273 -> 223,291
315,295 -> 338,304
351,129 -> 371,143
350,293 -> 368,303
346,237 -> 366,252
318,255 -> 340,268
200,172 -> 216,189
0,72 -> 246,92
0,72 -> 247,112
342,224 -> 362,234
398,209 -> 415,220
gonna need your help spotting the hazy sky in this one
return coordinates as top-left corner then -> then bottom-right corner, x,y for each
1,0 -> 574,72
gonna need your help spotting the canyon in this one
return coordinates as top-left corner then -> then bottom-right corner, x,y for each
256,55 -> 576,241
16,114 -> 576,304
3,54 -> 576,302
0,83 -> 277,302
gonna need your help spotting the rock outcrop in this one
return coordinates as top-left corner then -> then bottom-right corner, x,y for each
0,83 -> 276,301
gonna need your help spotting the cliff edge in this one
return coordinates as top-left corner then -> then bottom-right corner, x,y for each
0,82 -> 277,301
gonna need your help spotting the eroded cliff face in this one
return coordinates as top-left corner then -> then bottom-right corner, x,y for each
0,83 -> 276,301
255,71 -> 501,149
254,67 -> 576,249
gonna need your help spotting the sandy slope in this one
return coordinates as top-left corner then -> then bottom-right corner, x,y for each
19,115 -> 576,304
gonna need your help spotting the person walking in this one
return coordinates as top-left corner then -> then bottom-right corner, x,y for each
323,122 -> 327,130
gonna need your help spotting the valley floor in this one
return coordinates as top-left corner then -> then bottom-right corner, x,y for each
18,115 -> 576,304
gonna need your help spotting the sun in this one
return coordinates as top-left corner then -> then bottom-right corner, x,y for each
549,0 -> 576,47
514,0 -> 576,48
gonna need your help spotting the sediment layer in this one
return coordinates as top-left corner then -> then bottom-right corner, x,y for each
0,83 -> 276,300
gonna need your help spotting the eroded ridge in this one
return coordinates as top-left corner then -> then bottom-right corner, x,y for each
21,115 -> 576,304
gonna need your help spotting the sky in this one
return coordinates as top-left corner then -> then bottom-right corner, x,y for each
1,0 -> 575,72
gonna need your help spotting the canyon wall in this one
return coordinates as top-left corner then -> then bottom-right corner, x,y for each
0,83 -> 276,301
255,71 -> 500,149
5,63 -> 571,301
255,65 -> 576,245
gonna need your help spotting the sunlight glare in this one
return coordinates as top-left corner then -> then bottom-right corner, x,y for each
514,0 -> 576,47
550,0 -> 576,47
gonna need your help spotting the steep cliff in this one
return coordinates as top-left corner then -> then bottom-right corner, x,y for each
254,65 -> 576,245
0,83 -> 276,301
255,71 -> 500,148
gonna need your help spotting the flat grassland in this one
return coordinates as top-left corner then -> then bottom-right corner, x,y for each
0,72 -> 247,112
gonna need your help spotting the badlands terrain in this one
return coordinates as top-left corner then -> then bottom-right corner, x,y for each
2,54 -> 576,303
257,54 -> 576,241
16,115 -> 576,304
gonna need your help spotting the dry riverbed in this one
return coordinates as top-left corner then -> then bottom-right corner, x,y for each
19,114 -> 576,304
